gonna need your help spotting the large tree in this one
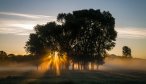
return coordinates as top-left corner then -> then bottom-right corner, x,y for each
25,9 -> 117,64
57,9 -> 117,63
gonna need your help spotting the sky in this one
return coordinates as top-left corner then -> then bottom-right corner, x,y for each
0,0 -> 146,59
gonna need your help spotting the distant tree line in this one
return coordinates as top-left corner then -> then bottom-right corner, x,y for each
0,51 -> 37,64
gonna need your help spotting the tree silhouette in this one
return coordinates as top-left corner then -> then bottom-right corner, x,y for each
122,46 -> 132,58
25,22 -> 64,56
25,9 -> 117,65
0,51 -> 7,61
57,9 -> 117,64
8,54 -> 15,57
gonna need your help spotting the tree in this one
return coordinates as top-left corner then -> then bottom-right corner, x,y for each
0,51 -> 7,61
25,9 -> 117,65
8,54 -> 15,57
122,46 -> 132,58
0,51 -> 7,56
25,22 -> 64,56
57,9 -> 117,64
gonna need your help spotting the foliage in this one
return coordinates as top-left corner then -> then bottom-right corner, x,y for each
25,9 -> 117,64
25,22 -> 63,55
0,51 -> 7,56
122,46 -> 132,58
0,51 -> 7,61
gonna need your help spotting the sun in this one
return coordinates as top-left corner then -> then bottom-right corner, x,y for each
38,51 -> 67,76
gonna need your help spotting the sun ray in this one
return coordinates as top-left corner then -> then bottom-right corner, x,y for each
38,51 -> 67,76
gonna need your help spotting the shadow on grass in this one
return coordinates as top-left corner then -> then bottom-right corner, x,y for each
1,70 -> 146,84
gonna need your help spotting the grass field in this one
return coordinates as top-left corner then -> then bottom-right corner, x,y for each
0,70 -> 146,84
0,57 -> 146,84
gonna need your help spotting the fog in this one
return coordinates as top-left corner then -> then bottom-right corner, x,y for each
0,62 -> 36,71
100,57 -> 146,71
0,57 -> 146,77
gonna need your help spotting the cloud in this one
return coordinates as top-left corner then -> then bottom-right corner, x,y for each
0,20 -> 37,35
1,12 -> 146,38
0,27 -> 34,35
0,12 -> 53,19
0,12 -> 56,35
116,27 -> 146,39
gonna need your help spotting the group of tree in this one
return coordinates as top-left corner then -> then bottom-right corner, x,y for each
25,9 -> 117,65
1,9 -> 133,66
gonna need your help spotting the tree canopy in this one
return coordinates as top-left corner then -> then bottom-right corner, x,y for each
0,51 -> 7,61
25,9 -> 117,64
122,46 -> 132,58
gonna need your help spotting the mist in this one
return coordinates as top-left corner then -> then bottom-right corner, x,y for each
100,57 -> 146,71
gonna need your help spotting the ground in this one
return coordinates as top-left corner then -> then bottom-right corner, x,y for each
0,69 -> 146,84
0,56 -> 146,84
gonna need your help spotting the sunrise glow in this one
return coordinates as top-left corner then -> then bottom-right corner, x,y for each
38,51 -> 67,76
